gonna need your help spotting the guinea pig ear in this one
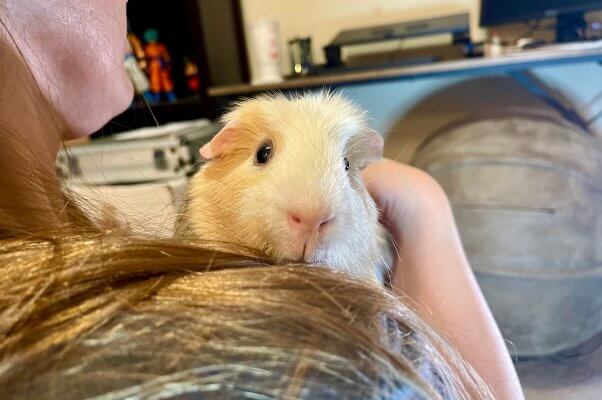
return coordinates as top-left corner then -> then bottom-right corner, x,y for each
356,129 -> 384,169
199,121 -> 239,160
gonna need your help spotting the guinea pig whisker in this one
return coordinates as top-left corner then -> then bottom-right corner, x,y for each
383,226 -> 402,268
237,193 -> 282,210
391,135 -> 418,164
382,227 -> 402,264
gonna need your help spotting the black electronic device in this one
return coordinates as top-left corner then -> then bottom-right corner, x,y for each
480,0 -> 602,43
323,13 -> 470,68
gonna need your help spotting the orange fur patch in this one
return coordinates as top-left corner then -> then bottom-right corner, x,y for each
203,110 -> 283,181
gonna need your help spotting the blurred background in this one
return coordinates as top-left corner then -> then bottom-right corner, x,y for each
59,2 -> 602,399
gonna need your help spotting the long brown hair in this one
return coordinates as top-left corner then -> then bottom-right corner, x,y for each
0,220 -> 493,399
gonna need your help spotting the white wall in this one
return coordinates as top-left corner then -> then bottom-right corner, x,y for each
241,0 -> 484,75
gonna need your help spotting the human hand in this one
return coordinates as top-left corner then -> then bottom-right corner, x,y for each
361,159 -> 451,254
362,159 -> 524,400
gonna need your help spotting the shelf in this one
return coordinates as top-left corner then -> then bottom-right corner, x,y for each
130,95 -> 203,110
208,41 -> 602,97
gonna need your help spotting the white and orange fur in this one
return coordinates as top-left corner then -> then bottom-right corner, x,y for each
177,92 -> 390,281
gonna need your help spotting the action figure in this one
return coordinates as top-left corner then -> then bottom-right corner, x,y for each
143,29 -> 176,103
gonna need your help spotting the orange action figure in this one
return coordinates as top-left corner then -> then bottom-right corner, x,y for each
143,29 -> 176,103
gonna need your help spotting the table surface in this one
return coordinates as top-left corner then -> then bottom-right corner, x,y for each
207,41 -> 602,97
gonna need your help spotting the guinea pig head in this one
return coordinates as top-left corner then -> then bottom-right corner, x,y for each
186,93 -> 384,278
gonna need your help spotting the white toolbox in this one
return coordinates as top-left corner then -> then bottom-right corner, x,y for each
57,119 -> 220,185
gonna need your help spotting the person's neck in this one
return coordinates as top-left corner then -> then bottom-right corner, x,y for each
0,34 -> 69,232
1,37 -> 66,161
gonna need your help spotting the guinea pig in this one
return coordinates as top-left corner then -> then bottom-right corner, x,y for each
176,92 -> 389,281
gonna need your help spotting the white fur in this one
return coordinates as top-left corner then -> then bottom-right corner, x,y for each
180,92 -> 387,281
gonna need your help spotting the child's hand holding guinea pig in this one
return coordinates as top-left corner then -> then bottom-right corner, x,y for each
176,92 -> 390,280
362,159 -> 524,400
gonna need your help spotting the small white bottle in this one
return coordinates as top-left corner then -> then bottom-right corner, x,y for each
247,20 -> 284,85
486,32 -> 504,58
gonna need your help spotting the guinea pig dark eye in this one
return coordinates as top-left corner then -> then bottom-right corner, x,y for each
255,141 -> 273,165
344,157 -> 350,171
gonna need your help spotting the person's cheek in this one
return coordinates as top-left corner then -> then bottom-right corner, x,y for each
63,0 -> 133,138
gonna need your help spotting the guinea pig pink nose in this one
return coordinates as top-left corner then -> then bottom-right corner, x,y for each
288,211 -> 335,233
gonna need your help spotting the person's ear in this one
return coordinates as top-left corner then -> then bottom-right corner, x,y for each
199,122 -> 239,160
